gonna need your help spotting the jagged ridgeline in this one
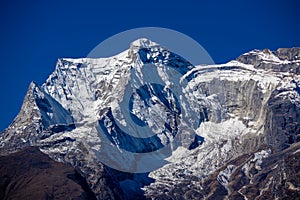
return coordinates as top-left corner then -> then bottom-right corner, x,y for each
0,39 -> 300,199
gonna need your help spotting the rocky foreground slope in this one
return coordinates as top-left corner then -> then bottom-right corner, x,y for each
0,39 -> 299,199
0,146 -> 97,200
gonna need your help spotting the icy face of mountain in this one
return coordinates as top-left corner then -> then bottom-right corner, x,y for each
39,38 -> 202,173
0,38 -> 203,197
0,82 -> 74,152
1,41 -> 300,199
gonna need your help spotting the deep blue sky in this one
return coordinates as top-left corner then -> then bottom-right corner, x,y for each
0,0 -> 299,131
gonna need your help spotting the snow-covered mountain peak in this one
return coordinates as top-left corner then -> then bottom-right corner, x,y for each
32,38 -> 204,173
130,38 -> 160,49
40,38 -> 196,127
1,41 -> 300,199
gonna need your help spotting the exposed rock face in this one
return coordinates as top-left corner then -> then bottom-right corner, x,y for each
237,47 -> 300,150
198,142 -> 300,200
237,48 -> 300,74
142,48 -> 300,199
264,88 -> 300,151
0,40 -> 299,199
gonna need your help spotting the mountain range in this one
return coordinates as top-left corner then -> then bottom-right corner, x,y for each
0,39 -> 299,199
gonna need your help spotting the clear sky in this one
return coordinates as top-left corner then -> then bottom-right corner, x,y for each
0,0 -> 299,131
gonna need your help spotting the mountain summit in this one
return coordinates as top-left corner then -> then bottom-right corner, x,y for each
1,40 -> 300,199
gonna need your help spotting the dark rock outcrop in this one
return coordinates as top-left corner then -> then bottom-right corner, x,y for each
0,146 -> 97,200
